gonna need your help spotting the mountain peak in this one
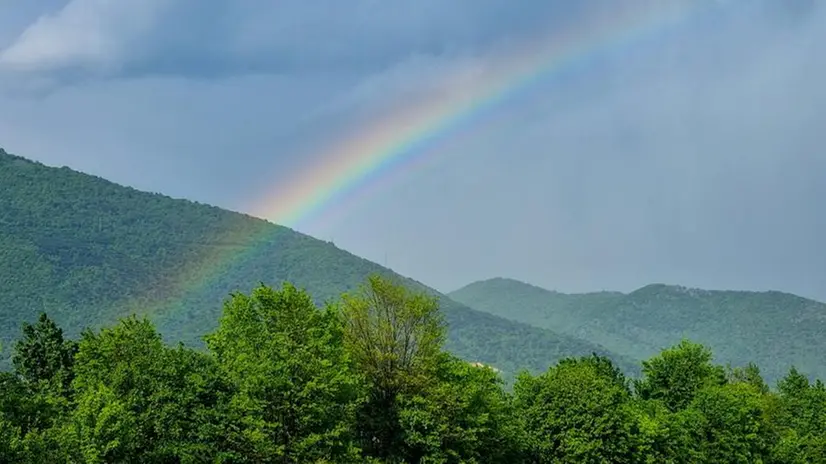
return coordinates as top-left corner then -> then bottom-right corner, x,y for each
452,277 -> 567,296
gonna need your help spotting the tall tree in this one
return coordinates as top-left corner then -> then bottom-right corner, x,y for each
206,283 -> 363,463
13,313 -> 77,396
769,367 -> 826,462
338,274 -> 446,461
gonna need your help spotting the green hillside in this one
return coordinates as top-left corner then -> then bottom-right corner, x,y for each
449,277 -> 826,383
0,148 -> 636,378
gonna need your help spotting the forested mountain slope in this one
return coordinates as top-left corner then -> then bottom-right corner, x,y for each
450,277 -> 826,383
0,148 -> 636,377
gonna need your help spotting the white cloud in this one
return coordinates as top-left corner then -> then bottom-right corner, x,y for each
0,0 -> 168,74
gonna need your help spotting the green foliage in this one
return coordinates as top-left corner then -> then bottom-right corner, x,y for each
727,362 -> 770,394
1,287 -> 826,462
768,368 -> 826,462
0,316 -> 77,462
340,274 -> 446,396
0,372 -> 54,435
13,313 -> 77,397
338,275 -> 447,461
66,317 -> 233,462
513,355 -> 637,463
0,420 -> 21,462
635,340 -> 727,412
397,354 -> 525,463
682,382 -> 773,463
206,282 -> 363,463
450,278 -> 826,383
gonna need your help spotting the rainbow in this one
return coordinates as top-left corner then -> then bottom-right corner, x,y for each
142,1 -> 714,317
250,1 -> 707,231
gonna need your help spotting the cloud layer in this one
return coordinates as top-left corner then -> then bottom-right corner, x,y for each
0,0 -> 594,80
0,0 -> 824,300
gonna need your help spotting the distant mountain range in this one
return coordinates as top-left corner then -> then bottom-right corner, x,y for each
449,277 -> 826,383
3,146 -> 822,384
0,147 -> 635,379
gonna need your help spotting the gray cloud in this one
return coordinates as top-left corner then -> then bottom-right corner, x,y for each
308,1 -> 826,299
0,0 -> 593,82
0,0 -> 824,302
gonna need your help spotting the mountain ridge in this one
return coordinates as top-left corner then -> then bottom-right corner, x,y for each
453,277 -> 810,301
0,147 -> 638,378
449,277 -> 826,383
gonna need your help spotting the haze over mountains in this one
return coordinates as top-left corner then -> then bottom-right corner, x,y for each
3,146 -> 825,384
450,278 -> 826,383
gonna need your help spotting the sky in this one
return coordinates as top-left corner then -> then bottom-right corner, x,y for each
1,0 -> 825,300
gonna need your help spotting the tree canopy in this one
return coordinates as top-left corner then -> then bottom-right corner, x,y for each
2,275 -> 826,463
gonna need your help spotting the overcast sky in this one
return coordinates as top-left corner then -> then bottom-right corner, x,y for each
1,0 -> 825,300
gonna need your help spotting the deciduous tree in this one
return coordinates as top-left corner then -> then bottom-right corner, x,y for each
338,275 -> 446,461
206,283 -> 363,463
635,340 -> 726,412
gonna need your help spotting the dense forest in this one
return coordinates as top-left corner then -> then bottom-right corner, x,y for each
2,275 -> 825,463
451,278 -> 826,384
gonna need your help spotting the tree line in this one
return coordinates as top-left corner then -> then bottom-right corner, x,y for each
1,275 -> 824,463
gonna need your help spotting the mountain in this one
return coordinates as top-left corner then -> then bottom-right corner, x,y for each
0,148 -> 637,378
449,277 -> 826,383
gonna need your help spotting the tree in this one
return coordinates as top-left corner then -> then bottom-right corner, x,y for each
340,275 -> 446,395
558,353 -> 630,393
628,397 -> 696,464
634,340 -> 727,412
0,418 -> 23,464
769,367 -> 826,462
206,283 -> 363,463
68,316 -> 233,463
681,383 -> 773,463
0,373 -> 25,462
778,366 -> 811,399
0,373 -> 40,434
0,314 -> 78,461
727,362 -> 770,394
12,313 -> 77,396
338,274 -> 446,461
514,355 -> 637,463
397,354 -> 526,463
